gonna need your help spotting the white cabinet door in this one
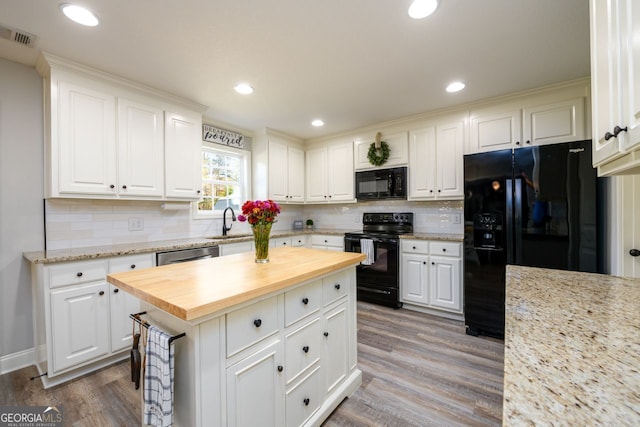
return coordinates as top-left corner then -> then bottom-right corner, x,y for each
469,108 -> 522,153
50,281 -> 110,372
287,146 -> 305,202
226,340 -> 285,427
436,121 -> 464,199
327,143 -> 354,201
305,147 -> 328,202
220,241 -> 253,256
271,236 -> 292,248
108,254 -> 153,352
408,126 -> 437,199
164,110 -> 202,199
58,81 -> 117,196
522,98 -> 585,147
354,132 -> 408,170
401,253 -> 429,305
619,0 -> 640,152
268,140 -> 289,201
323,302 -> 348,396
117,98 -> 164,198
429,256 -> 462,312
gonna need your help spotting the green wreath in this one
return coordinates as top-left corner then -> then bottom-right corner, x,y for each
367,141 -> 390,166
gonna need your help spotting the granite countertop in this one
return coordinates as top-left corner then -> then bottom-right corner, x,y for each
107,247 -> 365,321
23,229 -> 462,264
503,265 -> 640,426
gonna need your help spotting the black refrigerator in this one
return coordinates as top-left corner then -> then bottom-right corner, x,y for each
463,140 -> 605,338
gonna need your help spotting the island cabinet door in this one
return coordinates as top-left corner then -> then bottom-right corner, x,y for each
50,282 -> 110,373
226,340 -> 285,427
322,301 -> 349,396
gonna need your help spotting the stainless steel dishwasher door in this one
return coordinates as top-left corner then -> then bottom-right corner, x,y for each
156,246 -> 220,265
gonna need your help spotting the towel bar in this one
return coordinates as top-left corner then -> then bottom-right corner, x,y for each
130,311 -> 186,344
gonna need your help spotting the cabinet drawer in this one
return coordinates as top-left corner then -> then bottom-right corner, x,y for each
284,281 -> 322,327
310,235 -> 343,248
284,317 -> 322,385
108,253 -> 154,273
49,260 -> 108,289
429,241 -> 461,257
291,235 -> 307,247
285,365 -> 322,427
322,270 -> 349,306
401,240 -> 429,254
226,296 -> 278,358
271,237 -> 292,248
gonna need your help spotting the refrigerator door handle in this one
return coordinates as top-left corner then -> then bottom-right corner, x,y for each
506,179 -> 514,264
514,178 -> 523,264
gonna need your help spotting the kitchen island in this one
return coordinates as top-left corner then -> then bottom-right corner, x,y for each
503,265 -> 640,426
107,246 -> 365,427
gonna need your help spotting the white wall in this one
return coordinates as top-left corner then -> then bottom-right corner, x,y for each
0,58 -> 44,365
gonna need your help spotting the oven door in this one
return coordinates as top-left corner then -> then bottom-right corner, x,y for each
344,234 -> 402,308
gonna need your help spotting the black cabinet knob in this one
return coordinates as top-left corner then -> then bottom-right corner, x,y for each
277,365 -> 283,372
614,125 -> 628,137
130,264 -> 136,269
334,283 -> 341,290
442,248 -> 446,252
99,291 -> 105,296
432,262 -> 435,265
122,185 -> 127,189
114,289 -> 119,293
515,141 -> 521,145
110,184 -> 115,189
423,261 -> 426,265
197,190 -> 201,194
323,332 -> 329,337
526,140 -> 531,144
303,398 -> 310,406
302,297 -> 309,305
604,131 -> 615,141
302,346 -> 309,353
630,248 -> 640,257
76,272 -> 83,277
253,319 -> 262,328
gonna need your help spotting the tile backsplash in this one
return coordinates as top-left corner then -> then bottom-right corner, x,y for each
44,199 -> 463,250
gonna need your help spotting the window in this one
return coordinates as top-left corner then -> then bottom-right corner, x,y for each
195,145 -> 250,218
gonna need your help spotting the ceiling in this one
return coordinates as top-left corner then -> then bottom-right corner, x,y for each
0,0 -> 590,140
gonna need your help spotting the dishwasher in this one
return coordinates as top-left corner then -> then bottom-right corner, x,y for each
156,245 -> 220,265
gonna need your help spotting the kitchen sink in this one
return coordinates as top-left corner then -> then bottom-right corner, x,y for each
207,234 -> 253,240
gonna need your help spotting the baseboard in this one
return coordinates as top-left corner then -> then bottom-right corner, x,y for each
0,347 -> 35,375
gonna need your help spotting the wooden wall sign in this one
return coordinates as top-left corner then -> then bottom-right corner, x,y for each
203,124 -> 245,149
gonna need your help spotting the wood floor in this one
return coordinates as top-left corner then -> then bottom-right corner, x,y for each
0,302 -> 504,426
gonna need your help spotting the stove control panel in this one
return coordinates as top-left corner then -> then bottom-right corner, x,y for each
362,212 -> 413,225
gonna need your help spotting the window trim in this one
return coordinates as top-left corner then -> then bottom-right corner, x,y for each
192,143 -> 251,220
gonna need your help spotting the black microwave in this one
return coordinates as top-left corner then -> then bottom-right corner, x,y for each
355,167 -> 407,200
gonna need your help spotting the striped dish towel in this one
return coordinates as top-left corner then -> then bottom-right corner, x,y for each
360,238 -> 375,265
144,325 -> 175,427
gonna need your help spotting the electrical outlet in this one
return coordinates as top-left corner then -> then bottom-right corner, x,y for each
128,217 -> 144,231
452,214 -> 461,224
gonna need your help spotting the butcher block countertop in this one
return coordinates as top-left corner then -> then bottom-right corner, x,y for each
503,265 -> 640,426
107,247 -> 365,322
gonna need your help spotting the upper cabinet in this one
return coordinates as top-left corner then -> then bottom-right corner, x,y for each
306,140 -> 355,203
467,90 -> 587,154
36,53 -> 206,200
353,132 -> 408,170
408,114 -> 465,200
590,0 -> 640,175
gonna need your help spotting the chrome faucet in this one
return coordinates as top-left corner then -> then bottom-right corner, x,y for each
222,207 -> 236,236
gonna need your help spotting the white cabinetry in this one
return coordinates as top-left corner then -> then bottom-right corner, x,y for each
408,115 -> 464,200
306,142 -> 355,203
36,53 -> 206,200
220,240 -> 253,256
590,0 -> 640,175
310,235 -> 344,252
31,253 -> 154,387
400,240 -> 462,316
353,132 -> 409,170
271,235 -> 307,248
164,110 -> 203,199
467,84 -> 587,154
268,138 -> 305,203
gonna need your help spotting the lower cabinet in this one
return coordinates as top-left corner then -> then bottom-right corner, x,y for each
31,253 -> 154,386
310,235 -> 344,251
400,240 -> 463,315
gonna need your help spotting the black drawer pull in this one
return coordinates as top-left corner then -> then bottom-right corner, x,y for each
334,283 -> 341,290
253,319 -> 262,328
76,272 -> 83,277
324,332 -> 329,337
99,291 -> 105,296
277,365 -> 283,372
303,398 -> 310,406
302,346 -> 309,353
302,297 -> 309,305
442,248 -> 446,252
114,289 -> 119,294
130,264 -> 136,269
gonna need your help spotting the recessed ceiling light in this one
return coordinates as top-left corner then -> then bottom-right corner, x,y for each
59,4 -> 100,27
311,119 -> 324,127
408,0 -> 439,19
234,83 -> 254,95
446,81 -> 466,92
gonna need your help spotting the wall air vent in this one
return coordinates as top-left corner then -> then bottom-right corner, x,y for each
0,23 -> 37,47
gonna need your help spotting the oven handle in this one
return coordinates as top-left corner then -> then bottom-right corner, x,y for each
358,286 -> 392,295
